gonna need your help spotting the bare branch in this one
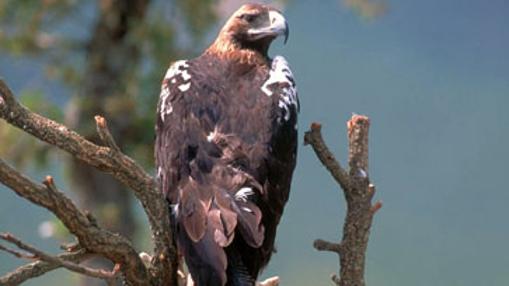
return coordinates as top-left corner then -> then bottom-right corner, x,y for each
95,115 -> 121,153
304,122 -> 350,190
0,233 -> 119,282
305,114 -> 381,286
313,239 -> 343,254
0,244 -> 36,259
347,115 -> 370,179
0,250 -> 90,286
370,200 -> 383,214
0,159 -> 149,285
0,79 -> 177,285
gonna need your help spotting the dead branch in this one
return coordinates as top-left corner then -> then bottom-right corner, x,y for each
0,243 -> 36,259
303,122 -> 350,190
0,249 -> 90,286
0,79 -> 177,285
0,159 -> 148,285
304,115 -> 380,286
0,233 -> 119,283
95,115 -> 121,153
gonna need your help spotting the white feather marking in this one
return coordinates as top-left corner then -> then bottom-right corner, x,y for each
207,127 -> 219,142
235,187 -> 254,203
171,203 -> 179,217
157,167 -> 163,179
278,100 -> 290,121
261,56 -> 298,122
159,85 -> 171,121
164,60 -> 188,80
241,207 -> 253,213
181,70 -> 191,81
178,82 -> 191,92
159,60 -> 192,121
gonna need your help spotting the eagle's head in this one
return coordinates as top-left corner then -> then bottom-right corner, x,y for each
207,4 -> 289,63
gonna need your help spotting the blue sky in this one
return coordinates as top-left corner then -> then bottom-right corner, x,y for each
267,1 -> 509,285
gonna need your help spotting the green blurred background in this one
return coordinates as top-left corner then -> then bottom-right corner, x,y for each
1,0 -> 509,285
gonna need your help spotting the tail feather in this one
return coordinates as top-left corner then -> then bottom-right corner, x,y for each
225,246 -> 256,286
178,221 -> 227,286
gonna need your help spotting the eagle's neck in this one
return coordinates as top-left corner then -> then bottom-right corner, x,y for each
205,33 -> 269,66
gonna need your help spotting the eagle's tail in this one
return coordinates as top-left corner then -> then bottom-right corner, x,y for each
225,246 -> 256,286
173,162 -> 265,286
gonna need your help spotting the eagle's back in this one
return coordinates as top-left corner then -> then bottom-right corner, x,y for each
155,53 -> 298,285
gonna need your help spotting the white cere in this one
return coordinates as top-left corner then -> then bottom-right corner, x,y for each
260,56 -> 298,122
159,60 -> 192,121
235,187 -> 254,203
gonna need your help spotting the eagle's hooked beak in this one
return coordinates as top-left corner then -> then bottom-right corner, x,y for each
248,10 -> 289,44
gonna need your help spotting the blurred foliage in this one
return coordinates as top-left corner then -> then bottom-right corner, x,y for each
342,0 -> 387,20
0,0 -> 229,171
176,0 -> 218,39
0,90 -> 62,168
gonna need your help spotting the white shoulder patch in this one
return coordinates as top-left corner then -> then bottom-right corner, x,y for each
235,187 -> 254,203
159,60 -> 192,122
261,56 -> 298,122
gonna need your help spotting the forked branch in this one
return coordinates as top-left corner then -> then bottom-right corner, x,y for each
0,249 -> 90,285
0,79 -> 177,285
305,115 -> 381,286
0,233 -> 119,282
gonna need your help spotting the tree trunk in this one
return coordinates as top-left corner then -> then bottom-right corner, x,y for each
66,1 -> 149,285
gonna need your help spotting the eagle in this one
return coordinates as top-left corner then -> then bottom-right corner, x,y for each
155,4 -> 298,285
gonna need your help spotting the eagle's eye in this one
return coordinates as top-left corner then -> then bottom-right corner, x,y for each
238,13 -> 257,23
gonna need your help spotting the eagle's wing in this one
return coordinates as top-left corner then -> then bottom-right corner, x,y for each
155,55 -> 298,284
260,55 -> 299,212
